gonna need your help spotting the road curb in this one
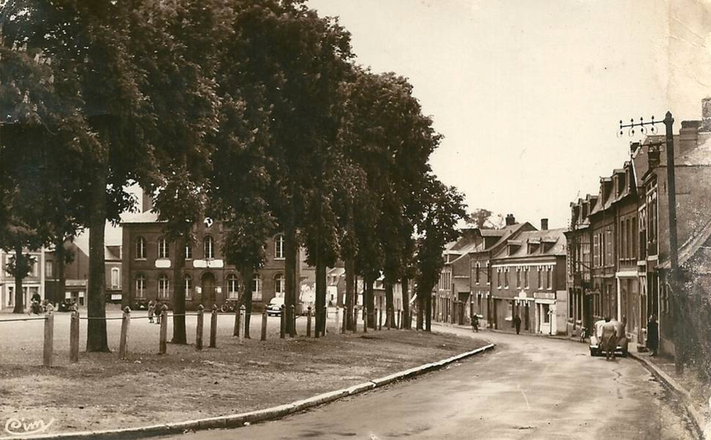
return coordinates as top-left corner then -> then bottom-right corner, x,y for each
629,352 -> 706,438
3,343 -> 495,440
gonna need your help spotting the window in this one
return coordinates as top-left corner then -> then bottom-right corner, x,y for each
158,238 -> 169,259
538,267 -> 543,289
486,262 -> 491,285
227,274 -> 239,299
111,267 -> 120,289
7,286 -> 14,307
136,237 -> 147,259
516,268 -> 521,288
475,263 -> 480,284
524,268 -> 530,288
184,275 -> 193,299
275,274 -> 285,297
507,301 -> 513,320
546,267 -> 552,290
497,269 -> 501,288
204,236 -> 215,259
45,261 -> 53,278
158,274 -> 170,299
135,274 -> 146,299
185,244 -> 192,260
252,274 -> 262,301
275,234 -> 285,259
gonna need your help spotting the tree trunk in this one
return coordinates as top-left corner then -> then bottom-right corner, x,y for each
12,244 -> 24,314
385,279 -> 395,327
416,287 -> 424,330
365,276 -> 375,329
241,264 -> 253,339
425,285 -> 432,332
315,252 -> 327,336
56,237 -> 67,307
284,214 -> 297,337
172,235 -> 187,344
345,254 -> 355,329
402,276 -> 410,329
87,168 -> 110,352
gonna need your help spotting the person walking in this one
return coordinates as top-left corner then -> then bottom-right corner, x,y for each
647,314 -> 659,356
601,316 -> 617,360
148,300 -> 155,324
513,315 -> 522,335
471,314 -> 479,333
154,300 -> 162,324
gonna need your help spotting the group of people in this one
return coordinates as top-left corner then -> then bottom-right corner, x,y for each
147,300 -> 165,324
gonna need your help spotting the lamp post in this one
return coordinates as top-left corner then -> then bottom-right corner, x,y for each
619,112 -> 684,373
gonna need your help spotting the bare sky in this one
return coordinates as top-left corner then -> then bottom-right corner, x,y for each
307,0 -> 711,229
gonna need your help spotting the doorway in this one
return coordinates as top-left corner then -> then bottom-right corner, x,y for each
201,272 -> 216,305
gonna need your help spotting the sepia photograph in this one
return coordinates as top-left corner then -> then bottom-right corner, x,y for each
0,0 -> 710,439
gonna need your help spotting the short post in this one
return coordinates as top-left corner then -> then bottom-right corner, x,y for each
335,307 -> 340,336
307,307 -> 312,338
159,305 -> 168,355
387,307 -> 392,330
353,306 -> 358,333
210,304 -> 218,348
69,309 -> 79,363
196,305 -> 204,350
261,308 -> 268,341
363,307 -> 367,333
43,310 -> 54,367
341,307 -> 347,334
239,305 -> 246,344
280,305 -> 286,339
118,306 -> 131,360
290,305 -> 296,337
378,307 -> 383,331
233,304 -> 240,337
398,310 -> 403,329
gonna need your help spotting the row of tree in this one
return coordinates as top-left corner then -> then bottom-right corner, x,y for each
0,0 -> 466,351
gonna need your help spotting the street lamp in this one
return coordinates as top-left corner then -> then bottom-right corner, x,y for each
619,112 -> 684,373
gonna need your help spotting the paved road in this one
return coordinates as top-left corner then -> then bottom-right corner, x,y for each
172,325 -> 696,440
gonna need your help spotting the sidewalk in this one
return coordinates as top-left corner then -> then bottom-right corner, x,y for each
436,320 -> 709,436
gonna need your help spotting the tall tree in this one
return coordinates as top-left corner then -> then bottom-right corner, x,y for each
415,177 -> 466,331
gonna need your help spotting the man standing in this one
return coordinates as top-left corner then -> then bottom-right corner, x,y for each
471,314 -> 479,333
601,316 -> 617,361
513,315 -> 522,335
647,314 -> 659,356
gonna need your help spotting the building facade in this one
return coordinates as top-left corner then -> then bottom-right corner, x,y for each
0,248 -> 46,311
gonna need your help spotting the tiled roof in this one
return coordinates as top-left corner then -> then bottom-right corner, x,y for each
492,228 -> 567,260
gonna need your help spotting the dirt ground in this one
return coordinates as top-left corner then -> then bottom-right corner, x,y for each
0,311 -> 484,435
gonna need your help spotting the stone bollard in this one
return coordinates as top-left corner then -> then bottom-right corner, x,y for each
210,304 -> 218,348
43,310 -> 54,367
378,308 -> 383,331
387,307 -> 392,330
261,308 -> 268,341
280,305 -> 286,339
341,307 -> 347,334
69,308 -> 79,363
159,305 -> 168,355
398,310 -> 403,329
239,305 -> 246,344
196,305 -> 204,350
363,306 -> 367,333
307,307 -> 312,338
353,306 -> 358,333
119,306 -> 131,360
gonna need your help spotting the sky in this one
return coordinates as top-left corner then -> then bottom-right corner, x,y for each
307,0 -> 711,230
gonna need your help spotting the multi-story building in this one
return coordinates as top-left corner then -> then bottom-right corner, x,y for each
490,221 -> 567,335
121,210 -> 310,310
565,194 -> 596,337
0,248 -> 46,311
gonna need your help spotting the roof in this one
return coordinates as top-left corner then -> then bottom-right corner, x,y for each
480,229 -> 507,237
659,217 -> 711,270
327,267 -> 346,277
678,134 -> 711,166
492,228 -> 567,260
120,211 -> 161,224
105,245 -> 121,261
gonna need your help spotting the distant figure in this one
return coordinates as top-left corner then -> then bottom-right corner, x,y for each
647,314 -> 659,357
31,292 -> 41,304
154,300 -> 162,324
148,300 -> 155,324
601,316 -> 618,360
513,315 -> 522,335
471,314 -> 479,333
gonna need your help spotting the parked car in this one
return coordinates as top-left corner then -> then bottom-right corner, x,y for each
266,297 -> 284,316
589,319 -> 628,357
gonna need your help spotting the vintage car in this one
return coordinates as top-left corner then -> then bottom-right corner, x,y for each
589,319 -> 628,357
266,297 -> 285,316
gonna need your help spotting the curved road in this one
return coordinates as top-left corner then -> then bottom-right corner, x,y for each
174,325 -> 696,440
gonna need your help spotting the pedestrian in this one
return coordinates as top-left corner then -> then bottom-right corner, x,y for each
471,314 -> 479,333
154,300 -> 162,324
601,316 -> 617,361
513,315 -> 522,335
647,314 -> 659,357
148,300 -> 155,324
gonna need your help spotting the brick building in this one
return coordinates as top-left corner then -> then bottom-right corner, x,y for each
121,210 -> 311,310
565,194 -> 596,337
490,221 -> 567,335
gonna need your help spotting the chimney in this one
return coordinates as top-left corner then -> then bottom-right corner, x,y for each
702,97 -> 711,132
505,214 -> 516,226
541,218 -> 548,231
679,120 -> 701,157
630,141 -> 640,155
